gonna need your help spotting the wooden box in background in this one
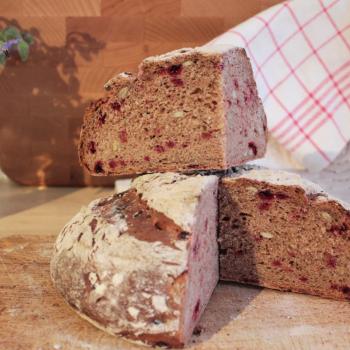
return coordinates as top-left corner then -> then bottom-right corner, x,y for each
0,0 -> 281,186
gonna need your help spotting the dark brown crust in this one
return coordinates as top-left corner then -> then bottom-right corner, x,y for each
99,190 -> 191,248
51,190 -> 192,348
78,271 -> 189,348
55,256 -> 188,348
218,177 -> 350,301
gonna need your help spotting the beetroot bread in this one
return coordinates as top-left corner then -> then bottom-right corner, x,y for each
218,168 -> 350,301
50,173 -> 218,348
79,45 -> 267,176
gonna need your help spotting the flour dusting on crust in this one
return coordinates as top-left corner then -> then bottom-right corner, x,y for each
132,173 -> 218,231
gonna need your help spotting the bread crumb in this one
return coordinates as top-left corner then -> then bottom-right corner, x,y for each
172,111 -> 184,118
118,87 -> 129,99
321,212 -> 332,222
260,231 -> 274,239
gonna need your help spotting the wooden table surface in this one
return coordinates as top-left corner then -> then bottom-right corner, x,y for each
1,144 -> 350,350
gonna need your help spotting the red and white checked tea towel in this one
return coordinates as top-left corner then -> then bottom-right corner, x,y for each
209,0 -> 350,171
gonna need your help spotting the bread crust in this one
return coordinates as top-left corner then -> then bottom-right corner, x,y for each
51,173 -> 219,347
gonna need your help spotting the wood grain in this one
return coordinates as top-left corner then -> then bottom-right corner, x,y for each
181,0 -> 261,18
0,0 -> 24,16
145,17 -> 225,42
101,0 -> 182,17
22,0 -> 101,17
9,17 -> 66,46
0,0 -> 283,186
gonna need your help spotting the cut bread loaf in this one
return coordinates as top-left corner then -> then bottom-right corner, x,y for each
219,168 -> 350,301
79,45 -> 267,176
50,173 -> 218,348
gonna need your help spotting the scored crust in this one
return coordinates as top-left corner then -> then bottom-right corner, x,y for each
51,173 -> 219,347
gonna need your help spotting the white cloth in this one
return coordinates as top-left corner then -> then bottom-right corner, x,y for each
209,0 -> 350,170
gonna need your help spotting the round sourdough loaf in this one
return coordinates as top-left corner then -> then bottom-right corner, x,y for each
50,173 -> 219,348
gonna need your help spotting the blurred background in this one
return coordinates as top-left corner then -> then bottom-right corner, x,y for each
0,0 -> 282,187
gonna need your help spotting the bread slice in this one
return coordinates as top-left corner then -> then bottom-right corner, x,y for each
219,168 -> 350,301
50,173 -> 218,348
79,45 -> 267,176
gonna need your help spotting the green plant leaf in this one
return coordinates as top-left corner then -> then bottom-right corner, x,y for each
17,40 -> 29,61
22,32 -> 34,45
4,26 -> 21,40
0,32 -> 5,42
0,40 -> 4,58
0,52 -> 6,65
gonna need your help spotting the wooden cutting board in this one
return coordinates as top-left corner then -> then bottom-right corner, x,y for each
1,155 -> 350,350
2,234 -> 350,350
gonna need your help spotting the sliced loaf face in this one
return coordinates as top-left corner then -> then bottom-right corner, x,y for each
50,173 -> 219,348
79,45 -> 267,176
219,169 -> 350,301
